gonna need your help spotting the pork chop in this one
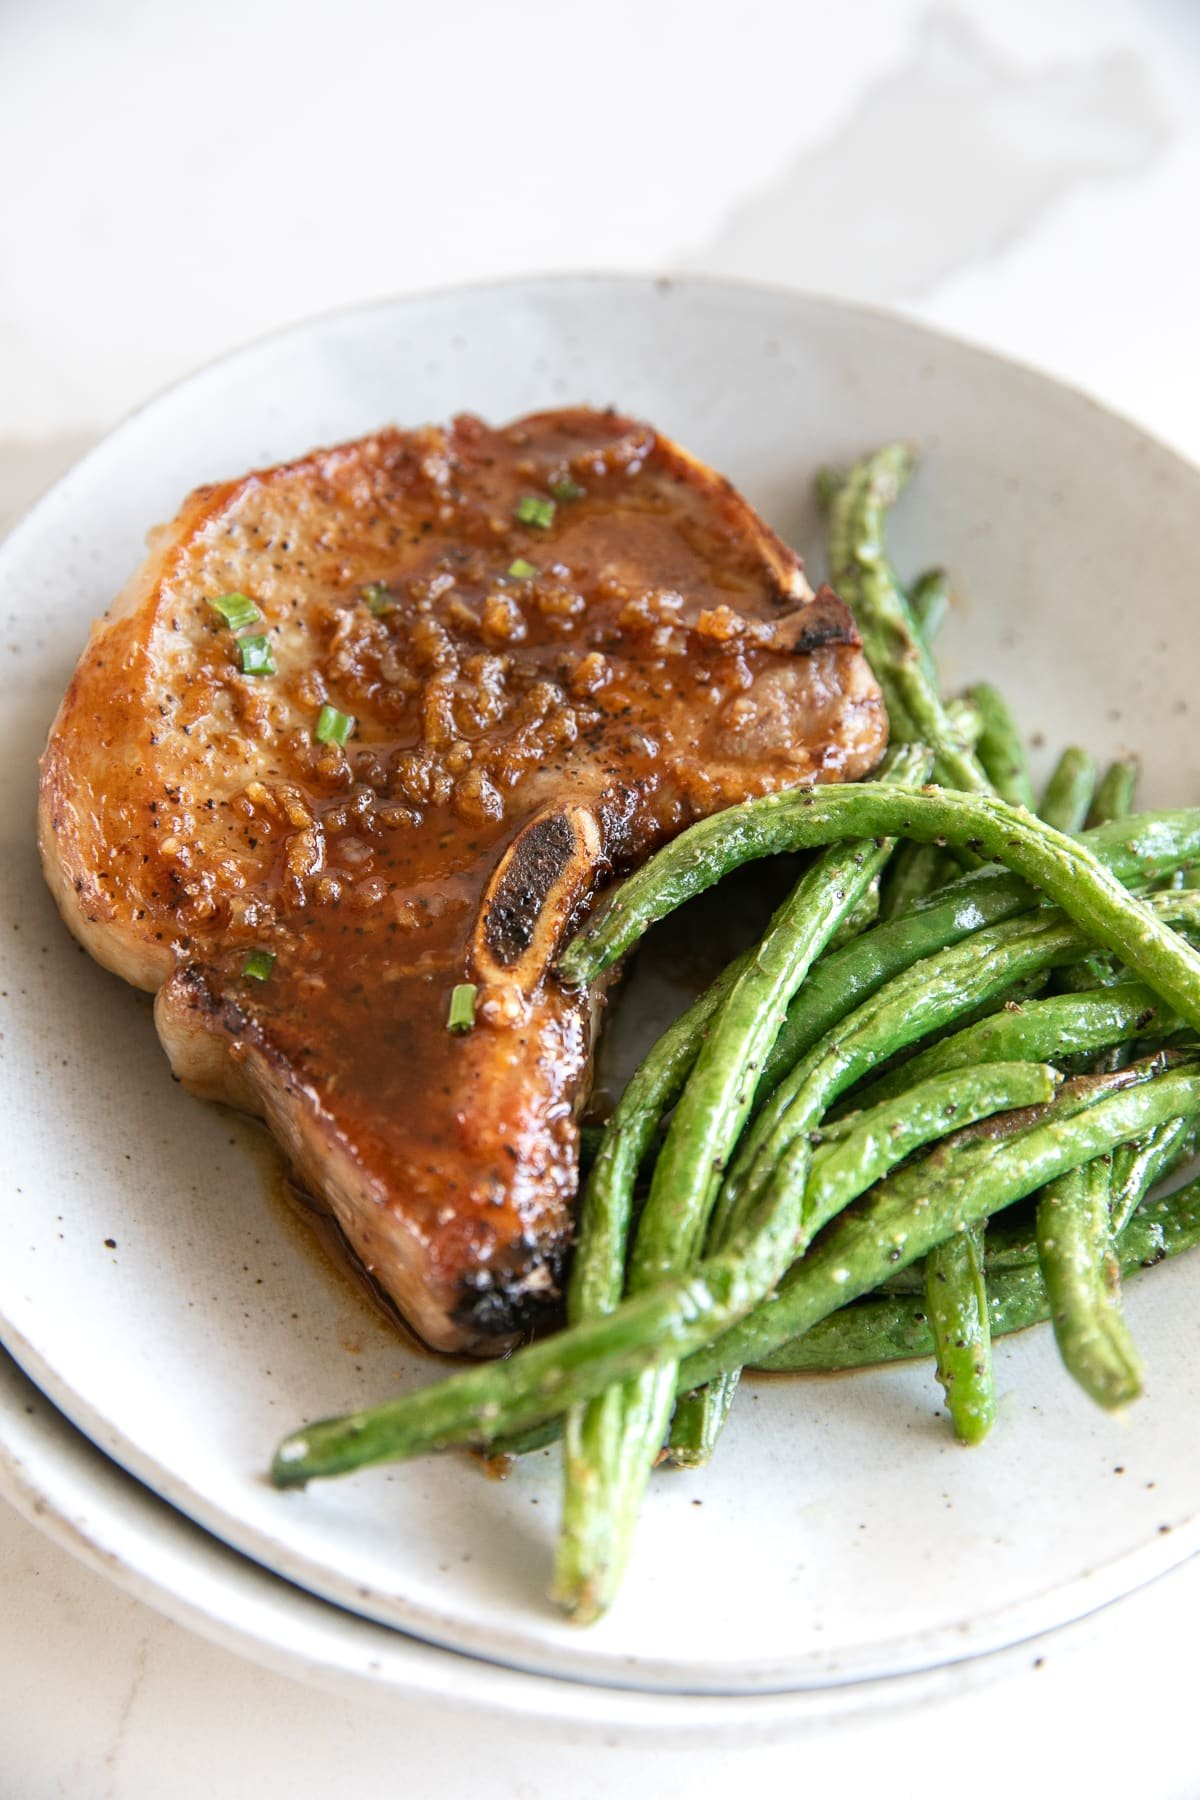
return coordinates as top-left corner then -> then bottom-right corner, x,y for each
38,408 -> 887,1351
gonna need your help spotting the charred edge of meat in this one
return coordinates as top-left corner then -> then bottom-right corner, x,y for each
176,961 -> 263,1043
481,811 -> 582,969
169,963 -> 314,1107
785,584 -> 864,656
450,1232 -> 569,1339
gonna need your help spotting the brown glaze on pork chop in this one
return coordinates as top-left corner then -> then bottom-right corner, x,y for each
38,409 -> 887,1351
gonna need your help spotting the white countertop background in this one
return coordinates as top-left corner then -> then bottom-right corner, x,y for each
3,0 -> 1200,1791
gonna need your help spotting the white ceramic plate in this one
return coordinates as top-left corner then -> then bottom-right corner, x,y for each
4,276 -> 1200,1696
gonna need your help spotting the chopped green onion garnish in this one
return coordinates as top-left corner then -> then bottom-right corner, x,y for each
514,495 -> 556,530
362,582 -> 392,614
447,982 -> 478,1033
508,558 -> 539,579
550,477 -> 583,502
242,949 -> 275,982
315,703 -> 356,747
209,591 -> 262,631
238,635 -> 276,677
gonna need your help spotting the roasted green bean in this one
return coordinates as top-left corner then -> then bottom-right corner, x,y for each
556,748 -> 932,1613
1089,756 -> 1140,829
827,446 -> 987,789
716,894 -> 1200,1253
1036,1155 -> 1140,1409
689,908 -> 1090,1457
710,815 -> 1200,1115
877,841 -> 952,922
677,1062 -> 1200,1394
909,567 -> 950,644
1040,748 -> 1097,834
560,793 -> 1200,1042
558,837 -> 894,1610
970,683 -> 1036,812
1110,1116 -> 1197,1236
669,1060 -> 1056,1465
854,984 -> 1173,1111
925,1223 -> 994,1442
270,1064 -> 1200,1485
753,1178 -> 1200,1371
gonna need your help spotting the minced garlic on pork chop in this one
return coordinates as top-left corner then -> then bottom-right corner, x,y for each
38,409 -> 887,1352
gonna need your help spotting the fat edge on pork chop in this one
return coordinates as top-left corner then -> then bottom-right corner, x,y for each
38,408 -> 888,1352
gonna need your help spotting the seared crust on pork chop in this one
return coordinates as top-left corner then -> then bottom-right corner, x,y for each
39,409 -> 887,1351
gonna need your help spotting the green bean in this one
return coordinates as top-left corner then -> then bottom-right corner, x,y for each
559,850 -> 885,1615
559,790 -> 1200,1041
854,984 -> 1173,1111
634,840 -> 917,1288
268,1077 -> 1170,1496
717,894 -> 1200,1254
499,1086 -> 1198,1458
555,749 -> 933,1614
893,671 -> 1021,1434
1030,811 -> 1200,888
1088,756 -> 1140,830
925,1223 -> 994,1442
686,890 -> 1199,1465
1110,1116 -> 1197,1236
565,748 -> 931,1552
565,794 -> 1200,986
557,1374 -> 662,1618
754,1283 -> 1004,1371
826,879 -> 882,951
1040,748 -> 1097,834
555,954 -> 752,1601
676,913 -> 1077,1466
677,1064 -> 1200,1393
878,841 -> 952,922
666,1374 -> 738,1473
757,871 -> 1034,1105
503,1118 -> 1200,1455
768,825 -> 1056,1463
909,567 -> 950,644
567,956 -> 747,1329
810,1063 -> 1059,1216
302,1070 -> 1184,1488
944,694 -> 982,750
877,1114 -> 1199,1297
573,812 -> 1200,1121
970,683 -> 1036,812
827,447 -> 988,789
878,1212 -> 1040,1292
1061,761 -> 1162,997
665,1369 -> 741,1471
1037,1156 -> 1142,1409
753,1177 -> 1200,1371
668,1060 -> 1057,1465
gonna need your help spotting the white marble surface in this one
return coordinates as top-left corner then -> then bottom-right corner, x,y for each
3,0 -> 1200,1791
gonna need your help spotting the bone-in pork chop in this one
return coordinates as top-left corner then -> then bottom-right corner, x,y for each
39,409 -> 887,1351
